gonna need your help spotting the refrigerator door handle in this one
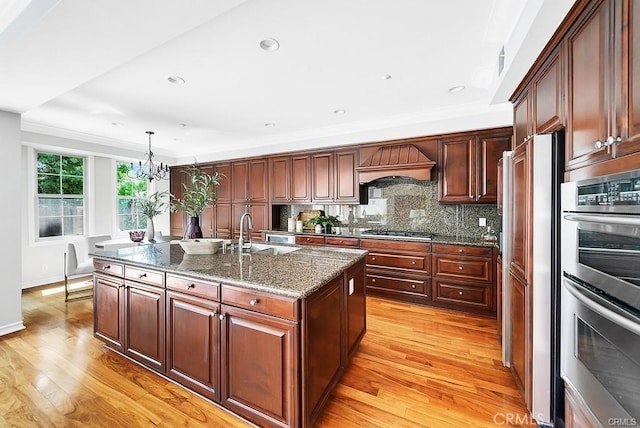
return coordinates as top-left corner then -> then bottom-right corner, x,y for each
564,213 -> 640,227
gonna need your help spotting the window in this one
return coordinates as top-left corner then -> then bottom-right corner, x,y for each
116,162 -> 148,231
37,152 -> 85,238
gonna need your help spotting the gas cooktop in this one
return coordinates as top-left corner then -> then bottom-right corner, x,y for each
360,230 -> 433,240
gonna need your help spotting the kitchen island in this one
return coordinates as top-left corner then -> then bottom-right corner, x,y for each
91,242 -> 367,428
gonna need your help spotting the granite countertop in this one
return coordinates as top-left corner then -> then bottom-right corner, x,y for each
264,229 -> 498,248
91,242 -> 367,299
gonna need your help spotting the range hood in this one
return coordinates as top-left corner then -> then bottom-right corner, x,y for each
356,144 -> 436,184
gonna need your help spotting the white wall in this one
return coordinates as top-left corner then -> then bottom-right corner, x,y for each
0,110 -> 25,335
21,133 -> 171,288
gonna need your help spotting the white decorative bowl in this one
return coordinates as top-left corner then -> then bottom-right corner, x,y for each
179,238 -> 223,255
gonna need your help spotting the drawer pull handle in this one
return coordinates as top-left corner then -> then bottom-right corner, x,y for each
103,265 -> 111,270
459,266 -> 463,270
306,238 -> 311,241
249,299 -> 259,306
372,257 -> 376,261
219,313 -> 226,321
339,240 -> 343,244
458,291 -> 463,295
459,249 -> 463,253
411,284 -> 416,289
186,284 -> 195,290
411,261 -> 416,265
372,278 -> 376,283
138,273 -> 147,278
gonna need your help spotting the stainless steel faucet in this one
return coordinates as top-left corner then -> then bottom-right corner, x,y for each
238,211 -> 253,253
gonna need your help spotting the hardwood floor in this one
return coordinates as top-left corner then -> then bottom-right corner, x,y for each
0,279 -> 536,427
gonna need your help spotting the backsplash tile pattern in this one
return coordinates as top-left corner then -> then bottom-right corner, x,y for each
277,178 -> 500,239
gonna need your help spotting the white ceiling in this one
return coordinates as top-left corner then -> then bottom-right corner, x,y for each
1,0 -> 575,164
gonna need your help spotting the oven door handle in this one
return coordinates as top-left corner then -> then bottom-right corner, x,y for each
564,213 -> 640,227
564,277 -> 640,336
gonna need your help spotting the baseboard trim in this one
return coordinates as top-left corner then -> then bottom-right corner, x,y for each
0,321 -> 25,337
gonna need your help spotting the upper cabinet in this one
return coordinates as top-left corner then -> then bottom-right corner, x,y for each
310,150 -> 359,204
438,129 -> 511,204
232,159 -> 268,203
616,0 -> 640,157
270,155 -> 312,203
513,91 -> 531,148
533,45 -> 564,135
214,163 -> 232,204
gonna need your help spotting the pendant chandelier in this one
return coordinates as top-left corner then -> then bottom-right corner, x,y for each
129,131 -> 169,182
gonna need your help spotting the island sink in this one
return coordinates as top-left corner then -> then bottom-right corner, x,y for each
91,242 -> 367,427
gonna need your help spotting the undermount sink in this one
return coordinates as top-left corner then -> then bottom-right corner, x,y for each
248,243 -> 301,256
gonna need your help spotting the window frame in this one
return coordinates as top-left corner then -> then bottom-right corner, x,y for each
115,161 -> 150,233
34,150 -> 87,241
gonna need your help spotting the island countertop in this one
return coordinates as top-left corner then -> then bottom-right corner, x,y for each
91,242 -> 367,299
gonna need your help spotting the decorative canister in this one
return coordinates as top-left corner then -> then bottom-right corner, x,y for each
315,224 -> 323,234
287,217 -> 296,232
296,220 -> 304,233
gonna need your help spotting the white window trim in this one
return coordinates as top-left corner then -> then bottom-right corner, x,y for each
112,159 -> 158,238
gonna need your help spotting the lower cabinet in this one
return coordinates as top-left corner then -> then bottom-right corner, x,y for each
93,272 -> 125,353
125,280 -> 165,372
510,270 -> 530,407
221,305 -> 298,428
564,382 -> 598,428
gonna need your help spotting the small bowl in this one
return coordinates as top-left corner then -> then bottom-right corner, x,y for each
179,238 -> 223,255
129,230 -> 146,242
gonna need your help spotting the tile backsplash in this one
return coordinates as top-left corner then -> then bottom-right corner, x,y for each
278,178 -> 500,239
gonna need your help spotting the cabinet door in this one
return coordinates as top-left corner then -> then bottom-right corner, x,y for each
214,163 -> 232,204
291,155 -> 311,203
566,0 -> 613,169
510,271 -> 530,408
312,152 -> 334,202
513,91 -> 531,148
476,134 -> 510,203
170,166 -> 187,237
533,46 -> 564,134
249,204 -> 268,240
125,281 -> 165,371
221,305 -> 298,428
231,203 -> 248,239
199,165 -> 216,238
248,159 -> 268,203
510,142 -> 530,284
232,161 -> 249,203
334,150 -> 359,203
438,137 -> 474,203
270,156 -> 291,203
214,203 -> 232,239
166,291 -> 220,401
94,273 -> 125,353
617,0 -> 640,156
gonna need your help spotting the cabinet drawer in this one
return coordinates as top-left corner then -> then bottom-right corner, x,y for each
166,274 -> 220,301
295,235 -> 325,246
125,265 -> 165,287
432,243 -> 492,257
366,272 -> 428,295
367,252 -> 429,273
325,236 -> 359,247
222,284 -> 299,321
432,280 -> 492,310
432,256 -> 491,282
93,259 -> 124,277
360,239 -> 431,253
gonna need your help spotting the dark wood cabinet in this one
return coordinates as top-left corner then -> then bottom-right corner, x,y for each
617,0 -> 640,157
343,260 -> 366,360
232,202 -> 268,240
295,234 -> 325,246
93,272 -> 125,353
438,130 -> 510,204
510,270 -> 530,409
513,91 -> 531,148
169,166 -> 187,237
232,159 -> 268,203
220,304 -> 298,428
510,141 -> 530,285
310,150 -> 359,203
496,255 -> 503,341
566,0 -> 616,170
431,244 -> 496,316
166,290 -> 220,401
213,203 -> 232,239
360,238 -> 431,304
532,45 -> 564,134
270,155 -> 312,203
125,279 -> 165,372
214,163 -> 232,203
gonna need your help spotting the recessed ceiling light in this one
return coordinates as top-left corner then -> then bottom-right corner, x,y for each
111,122 -> 120,126
168,75 -> 186,85
381,74 -> 392,80
180,123 -> 187,128
333,109 -> 346,115
259,38 -> 280,51
265,122 -> 276,127
448,85 -> 465,93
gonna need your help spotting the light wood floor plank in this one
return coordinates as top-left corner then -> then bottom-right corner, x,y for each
0,280 -> 536,427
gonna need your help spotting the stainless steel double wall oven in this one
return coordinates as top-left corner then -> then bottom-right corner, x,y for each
561,170 -> 640,425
